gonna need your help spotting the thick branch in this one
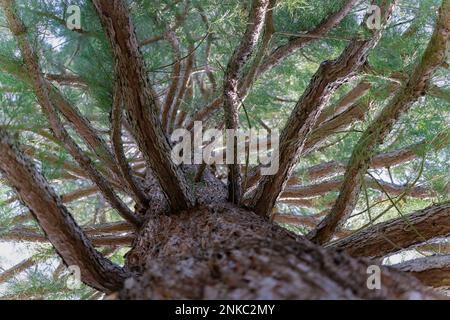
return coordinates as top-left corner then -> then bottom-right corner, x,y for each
332,202 -> 450,258
169,44 -> 194,133
316,80 -> 372,125
238,0 -> 276,100
0,257 -> 38,284
281,177 -> 432,199
161,31 -> 182,132
196,4 -> 217,93
302,101 -> 369,154
257,0 -> 358,79
393,255 -> 450,288
93,0 -> 194,212
0,228 -> 135,247
45,73 -> 86,87
1,0 -> 141,226
249,1 -> 397,217
0,128 -> 127,292
110,83 -> 148,209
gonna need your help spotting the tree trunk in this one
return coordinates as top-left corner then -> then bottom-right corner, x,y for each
120,204 -> 438,299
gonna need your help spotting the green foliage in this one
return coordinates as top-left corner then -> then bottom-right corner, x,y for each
0,0 -> 448,299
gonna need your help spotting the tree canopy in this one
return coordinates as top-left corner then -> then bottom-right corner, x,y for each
0,0 -> 448,299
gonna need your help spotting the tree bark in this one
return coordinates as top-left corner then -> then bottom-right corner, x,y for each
332,202 -> 450,258
110,82 -> 149,209
93,0 -> 194,212
162,31 -> 182,132
0,129 -> 127,292
169,43 -> 194,133
0,227 -> 135,247
120,204 -> 438,299
393,255 -> 450,288
257,0 -> 359,78
0,258 -> 38,284
281,177 -> 432,199
1,0 -> 141,226
316,80 -> 372,124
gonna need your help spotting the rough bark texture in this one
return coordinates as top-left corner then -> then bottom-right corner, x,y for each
309,1 -> 450,245
393,255 -> 450,288
120,204 -> 438,299
249,1 -> 396,217
316,80 -> 372,124
281,177 -> 432,200
110,82 -> 148,210
0,129 -> 127,292
0,227 -> 135,247
238,0 -> 276,101
93,0 -> 194,212
332,202 -> 450,258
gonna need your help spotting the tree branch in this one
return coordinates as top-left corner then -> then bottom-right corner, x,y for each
332,202 -> 450,258
110,82 -> 149,209
92,0 -> 194,212
140,0 -> 190,47
0,257 -> 38,284
306,132 -> 449,180
169,43 -> 194,133
161,31 -> 182,132
257,0 -> 359,80
249,1 -> 397,217
0,128 -> 127,292
222,0 -> 269,203
1,0 -> 142,227
281,177 -> 432,199
393,254 -> 450,288
309,1 -> 450,244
